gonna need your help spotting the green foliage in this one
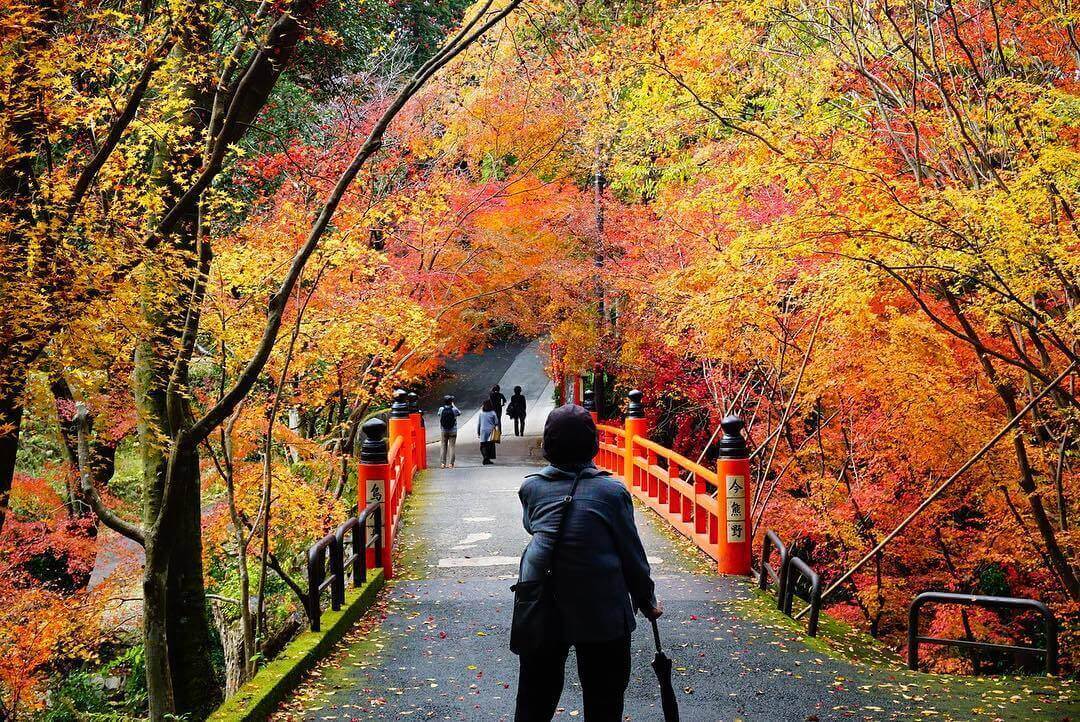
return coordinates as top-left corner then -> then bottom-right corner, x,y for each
977,563 -> 1012,598
43,645 -> 147,721
41,672 -> 109,721
12,406 -> 64,478
293,0 -> 395,96
105,437 -> 143,506
246,79 -> 317,151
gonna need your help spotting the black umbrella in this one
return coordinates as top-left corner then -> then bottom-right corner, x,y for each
649,618 -> 680,721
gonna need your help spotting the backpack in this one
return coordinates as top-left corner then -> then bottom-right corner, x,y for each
440,405 -> 457,431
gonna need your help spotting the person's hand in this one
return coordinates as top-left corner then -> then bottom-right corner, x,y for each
643,601 -> 663,620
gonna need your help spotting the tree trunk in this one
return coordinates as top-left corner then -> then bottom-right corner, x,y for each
133,5 -> 222,715
0,3 -> 59,534
135,206 -> 220,720
168,444 -> 221,717
143,549 -> 175,721
134,219 -> 222,716
592,144 -> 607,418
211,603 -> 248,697
136,344 -> 222,720
51,374 -> 116,516
220,409 -> 255,697
0,384 -> 24,532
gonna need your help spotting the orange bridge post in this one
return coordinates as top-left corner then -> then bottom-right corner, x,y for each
583,389 -> 598,424
624,390 -> 648,492
716,415 -> 752,575
358,417 -> 393,578
389,390 -> 414,493
408,391 -> 427,471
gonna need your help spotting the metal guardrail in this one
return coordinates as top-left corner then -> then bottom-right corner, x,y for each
306,533 -> 344,632
758,529 -> 790,610
756,536 -> 1061,663
908,592 -> 1059,675
756,531 -> 820,636
336,502 -> 383,587
782,556 -> 822,637
307,501 -> 384,632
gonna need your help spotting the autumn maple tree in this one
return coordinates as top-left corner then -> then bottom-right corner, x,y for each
2,0 -> 524,718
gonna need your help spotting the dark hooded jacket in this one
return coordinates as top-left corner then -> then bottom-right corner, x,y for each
517,458 -> 657,644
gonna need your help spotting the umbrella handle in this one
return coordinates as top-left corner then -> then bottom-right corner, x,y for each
650,617 -> 662,652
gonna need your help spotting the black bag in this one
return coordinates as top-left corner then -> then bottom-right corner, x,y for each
509,471 -> 584,655
439,405 -> 456,431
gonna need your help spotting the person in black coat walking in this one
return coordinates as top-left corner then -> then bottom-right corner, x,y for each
488,384 -> 507,459
490,384 -> 507,426
513,404 -> 662,722
507,386 -> 527,436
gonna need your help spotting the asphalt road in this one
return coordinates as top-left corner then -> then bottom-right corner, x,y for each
418,340 -> 543,431
278,342 -> 919,721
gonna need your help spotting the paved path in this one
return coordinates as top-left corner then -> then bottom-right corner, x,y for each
275,344 -> 1071,721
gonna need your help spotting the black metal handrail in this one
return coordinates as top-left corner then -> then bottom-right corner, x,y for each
307,532 -> 344,632
758,529 -> 790,610
908,592 -> 1058,675
307,501 -> 384,632
782,556 -> 822,638
336,502 -> 383,588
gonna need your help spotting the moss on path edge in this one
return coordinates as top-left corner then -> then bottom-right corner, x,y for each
208,570 -> 386,722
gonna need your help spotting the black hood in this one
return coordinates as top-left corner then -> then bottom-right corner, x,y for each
542,404 -> 599,465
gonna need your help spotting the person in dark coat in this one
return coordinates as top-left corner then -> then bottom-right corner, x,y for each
514,404 -> 662,722
507,385 -> 527,436
436,395 -> 460,468
490,384 -> 507,426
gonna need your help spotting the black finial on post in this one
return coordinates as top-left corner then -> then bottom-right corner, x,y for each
582,389 -> 596,412
407,391 -> 419,414
360,417 -> 389,464
717,414 -> 748,459
390,389 -> 411,418
369,228 -> 385,251
626,389 -> 644,419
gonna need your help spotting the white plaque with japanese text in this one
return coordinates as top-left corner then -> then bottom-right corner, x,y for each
725,474 -> 746,543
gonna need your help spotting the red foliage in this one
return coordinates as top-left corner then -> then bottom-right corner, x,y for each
1,514 -> 97,591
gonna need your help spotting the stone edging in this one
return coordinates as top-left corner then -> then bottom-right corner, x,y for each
208,569 -> 386,721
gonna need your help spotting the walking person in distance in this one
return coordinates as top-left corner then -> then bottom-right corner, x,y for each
507,385 -> 527,436
436,395 -> 460,468
490,384 -> 507,427
478,399 -> 499,465
488,384 -> 506,458
511,404 -> 662,722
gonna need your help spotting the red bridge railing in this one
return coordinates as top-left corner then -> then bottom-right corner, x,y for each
591,389 -> 752,576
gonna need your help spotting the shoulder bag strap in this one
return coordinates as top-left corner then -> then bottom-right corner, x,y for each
543,470 -> 584,577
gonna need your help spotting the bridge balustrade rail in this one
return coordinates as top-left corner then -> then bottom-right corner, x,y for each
592,390 -> 751,574
592,391 -> 1067,665
781,556 -> 822,637
307,532 -> 345,631
387,435 -> 407,536
596,424 -> 626,478
598,425 -> 723,562
336,504 -> 383,587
